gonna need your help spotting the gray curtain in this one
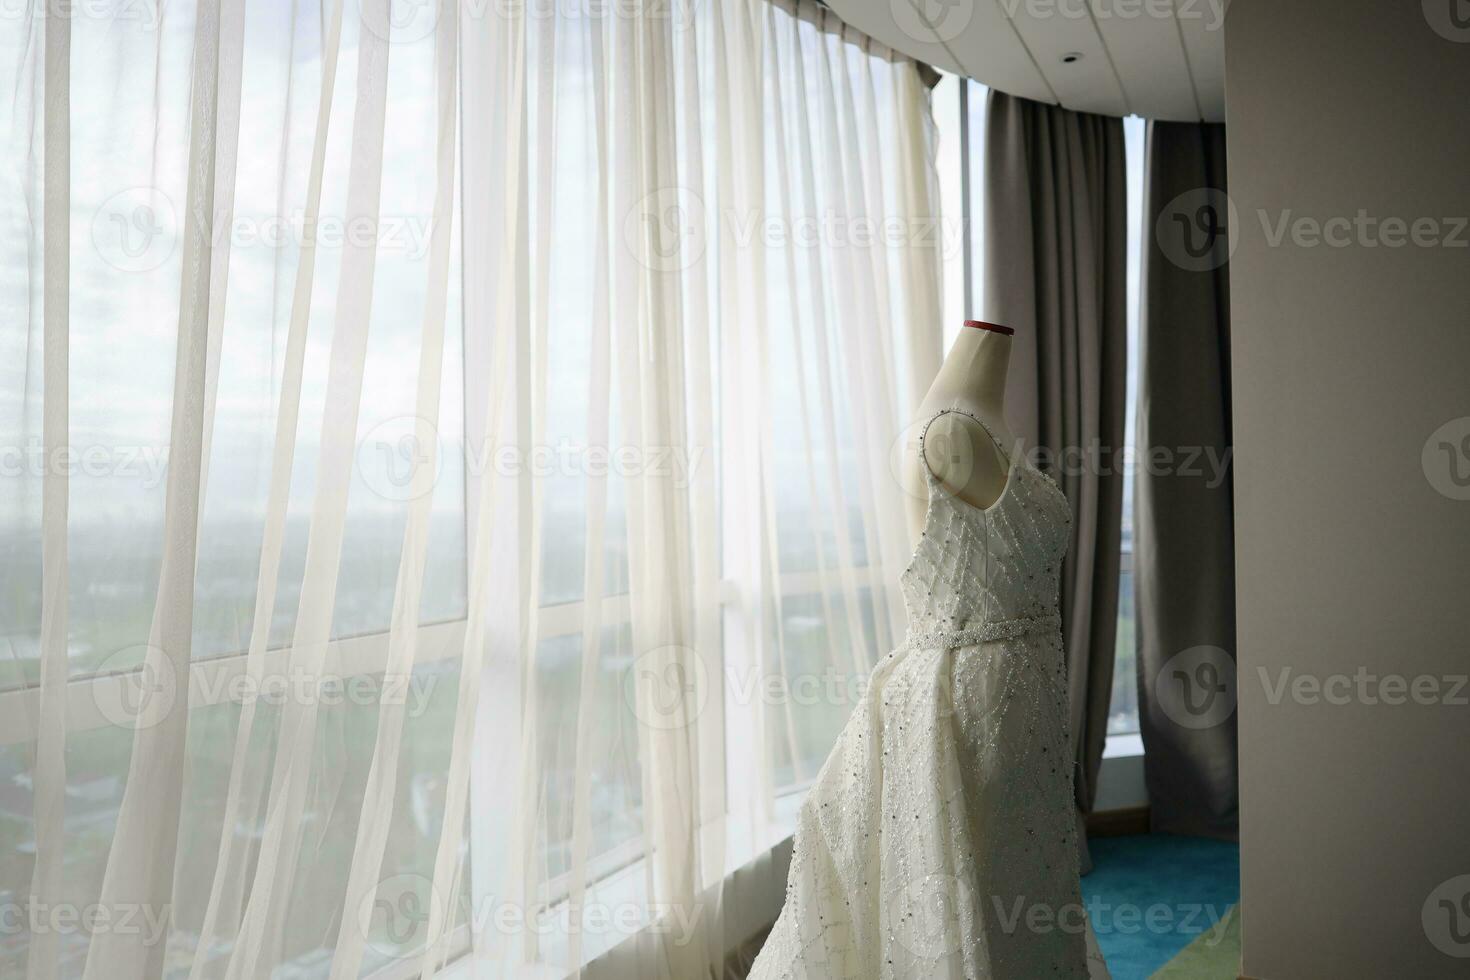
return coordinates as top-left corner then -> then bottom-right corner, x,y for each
982,91 -> 1127,872
1135,120 -> 1238,839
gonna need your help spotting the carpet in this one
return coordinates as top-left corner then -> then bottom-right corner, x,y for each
1079,834 -> 1241,980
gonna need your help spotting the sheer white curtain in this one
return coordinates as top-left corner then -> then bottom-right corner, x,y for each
0,0 -> 940,977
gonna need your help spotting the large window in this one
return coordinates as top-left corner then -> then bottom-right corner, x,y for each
8,5 -> 1142,972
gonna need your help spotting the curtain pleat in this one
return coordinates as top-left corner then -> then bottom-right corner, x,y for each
25,6 -> 71,979
1135,120 -> 1238,839
188,4 -> 353,971
83,1 -> 225,975
328,4 -> 460,977
221,3 -> 396,973
982,89 -> 1127,873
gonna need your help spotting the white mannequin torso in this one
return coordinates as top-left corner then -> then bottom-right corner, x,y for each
907,322 -> 1019,546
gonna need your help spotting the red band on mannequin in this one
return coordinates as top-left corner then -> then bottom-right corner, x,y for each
963,319 -> 1015,336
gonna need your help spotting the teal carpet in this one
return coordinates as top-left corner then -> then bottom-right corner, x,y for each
1079,835 -> 1240,980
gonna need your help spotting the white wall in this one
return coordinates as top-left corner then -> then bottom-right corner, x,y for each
1226,1 -> 1470,977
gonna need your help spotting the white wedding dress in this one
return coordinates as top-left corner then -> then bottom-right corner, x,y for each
748,408 -> 1110,980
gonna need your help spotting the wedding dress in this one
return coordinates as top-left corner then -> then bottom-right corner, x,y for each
747,408 -> 1110,979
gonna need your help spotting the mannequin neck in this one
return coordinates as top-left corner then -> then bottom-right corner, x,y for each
933,321 -> 1012,416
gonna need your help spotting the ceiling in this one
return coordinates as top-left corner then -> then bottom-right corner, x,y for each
826,0 -> 1227,122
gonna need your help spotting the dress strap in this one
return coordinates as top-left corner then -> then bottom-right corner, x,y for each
915,406 -> 1011,484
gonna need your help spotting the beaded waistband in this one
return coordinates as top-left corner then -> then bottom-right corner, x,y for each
902,612 -> 1062,651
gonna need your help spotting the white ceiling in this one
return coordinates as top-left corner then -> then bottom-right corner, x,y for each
827,0 -> 1227,122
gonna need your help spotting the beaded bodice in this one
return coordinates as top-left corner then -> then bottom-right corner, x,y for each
899,407 -> 1071,641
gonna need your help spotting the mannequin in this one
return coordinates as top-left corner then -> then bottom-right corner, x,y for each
906,320 -> 1019,545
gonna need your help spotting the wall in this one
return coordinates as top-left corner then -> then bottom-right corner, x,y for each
1226,1 -> 1470,977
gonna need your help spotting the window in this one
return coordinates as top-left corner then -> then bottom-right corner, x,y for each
934,73 -> 989,347
0,3 -> 968,973
1109,115 -> 1148,741
0,11 -> 469,975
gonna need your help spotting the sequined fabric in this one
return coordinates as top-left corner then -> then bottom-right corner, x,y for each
747,408 -> 1110,980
